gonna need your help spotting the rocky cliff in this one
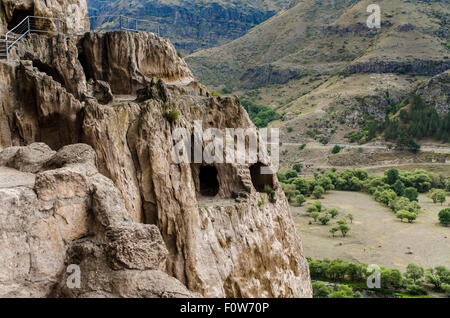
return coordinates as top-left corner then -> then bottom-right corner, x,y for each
0,0 -> 89,34
0,2 -> 312,298
87,0 -> 298,53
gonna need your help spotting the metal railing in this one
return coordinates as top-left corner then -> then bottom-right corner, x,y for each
3,16 -> 66,59
79,15 -> 160,36
1,15 -> 159,60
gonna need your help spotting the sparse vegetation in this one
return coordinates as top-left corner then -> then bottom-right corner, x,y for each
308,258 -> 450,298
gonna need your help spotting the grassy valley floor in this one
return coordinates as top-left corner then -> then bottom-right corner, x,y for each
292,191 -> 450,271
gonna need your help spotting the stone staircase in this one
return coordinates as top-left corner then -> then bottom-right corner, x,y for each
0,34 -> 19,59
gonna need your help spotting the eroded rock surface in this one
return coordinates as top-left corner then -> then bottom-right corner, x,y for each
0,0 -> 89,34
0,3 -> 312,298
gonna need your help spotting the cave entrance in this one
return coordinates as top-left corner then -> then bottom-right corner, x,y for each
249,163 -> 274,192
199,166 -> 219,197
8,8 -> 34,31
32,60 -> 65,88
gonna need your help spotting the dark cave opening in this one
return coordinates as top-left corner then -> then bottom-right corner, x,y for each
199,166 -> 219,197
32,60 -> 65,88
249,163 -> 274,192
8,9 -> 34,31
77,50 -> 94,82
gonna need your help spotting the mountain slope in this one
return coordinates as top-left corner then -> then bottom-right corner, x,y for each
87,0 -> 299,52
187,0 -> 450,146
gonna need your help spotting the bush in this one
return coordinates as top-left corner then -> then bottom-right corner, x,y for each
442,284 -> 450,296
404,187 -> 419,201
312,282 -> 333,298
296,194 -> 306,206
292,163 -> 303,173
438,208 -> 450,226
285,169 -> 298,180
332,145 -> 342,154
264,185 -> 276,203
405,282 -> 427,295
311,212 -> 320,222
339,224 -> 351,237
329,285 -> 361,298
396,210 -> 417,223
328,208 -> 339,218
163,102 -> 180,123
307,205 -> 319,214
313,185 -> 325,199
318,214 -> 331,225
312,200 -> 322,212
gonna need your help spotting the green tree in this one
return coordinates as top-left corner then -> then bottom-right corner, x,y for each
392,179 -> 406,196
313,185 -> 325,199
296,194 -> 306,206
328,208 -> 339,218
293,178 -> 310,195
292,163 -> 303,173
437,191 -> 446,205
396,210 -> 417,223
307,205 -> 318,214
312,200 -> 322,212
285,169 -> 298,180
405,264 -> 424,282
318,214 -> 331,225
329,285 -> 361,298
312,282 -> 333,298
347,213 -> 354,223
404,187 -> 419,201
339,224 -> 351,237
438,208 -> 450,226
311,212 -> 320,222
330,227 -> 338,237
385,168 -> 399,185
332,145 -> 342,154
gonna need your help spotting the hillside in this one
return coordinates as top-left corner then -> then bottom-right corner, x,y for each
187,0 -> 450,146
87,0 -> 298,52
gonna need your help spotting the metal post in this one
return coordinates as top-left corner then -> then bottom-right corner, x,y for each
27,17 -> 30,33
119,15 -> 123,30
5,33 -> 8,60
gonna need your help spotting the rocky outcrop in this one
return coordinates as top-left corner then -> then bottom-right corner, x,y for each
0,143 -> 195,298
77,31 -> 194,95
87,0 -> 297,53
0,14 -> 312,297
347,58 -> 450,77
413,70 -> 450,114
0,0 -> 89,34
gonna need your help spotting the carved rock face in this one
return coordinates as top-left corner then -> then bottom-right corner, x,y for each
0,27 -> 312,298
0,0 -> 89,34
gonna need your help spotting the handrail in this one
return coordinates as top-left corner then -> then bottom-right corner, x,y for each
2,15 -> 158,60
79,15 -> 160,36
4,16 -> 66,59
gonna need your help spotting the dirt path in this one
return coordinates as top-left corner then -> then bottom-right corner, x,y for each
292,191 -> 450,271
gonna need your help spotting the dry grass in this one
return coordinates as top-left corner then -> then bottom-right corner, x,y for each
293,191 -> 450,270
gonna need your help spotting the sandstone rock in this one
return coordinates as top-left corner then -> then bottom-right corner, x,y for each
87,79 -> 114,105
54,240 -> 196,298
0,21 -> 313,298
78,31 -> 194,94
0,142 -> 55,173
105,224 -> 168,271
0,0 -> 89,34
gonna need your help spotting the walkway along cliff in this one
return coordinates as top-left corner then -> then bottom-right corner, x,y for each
0,0 -> 312,298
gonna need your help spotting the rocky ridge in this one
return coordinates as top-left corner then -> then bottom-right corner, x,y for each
0,0 -> 312,298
